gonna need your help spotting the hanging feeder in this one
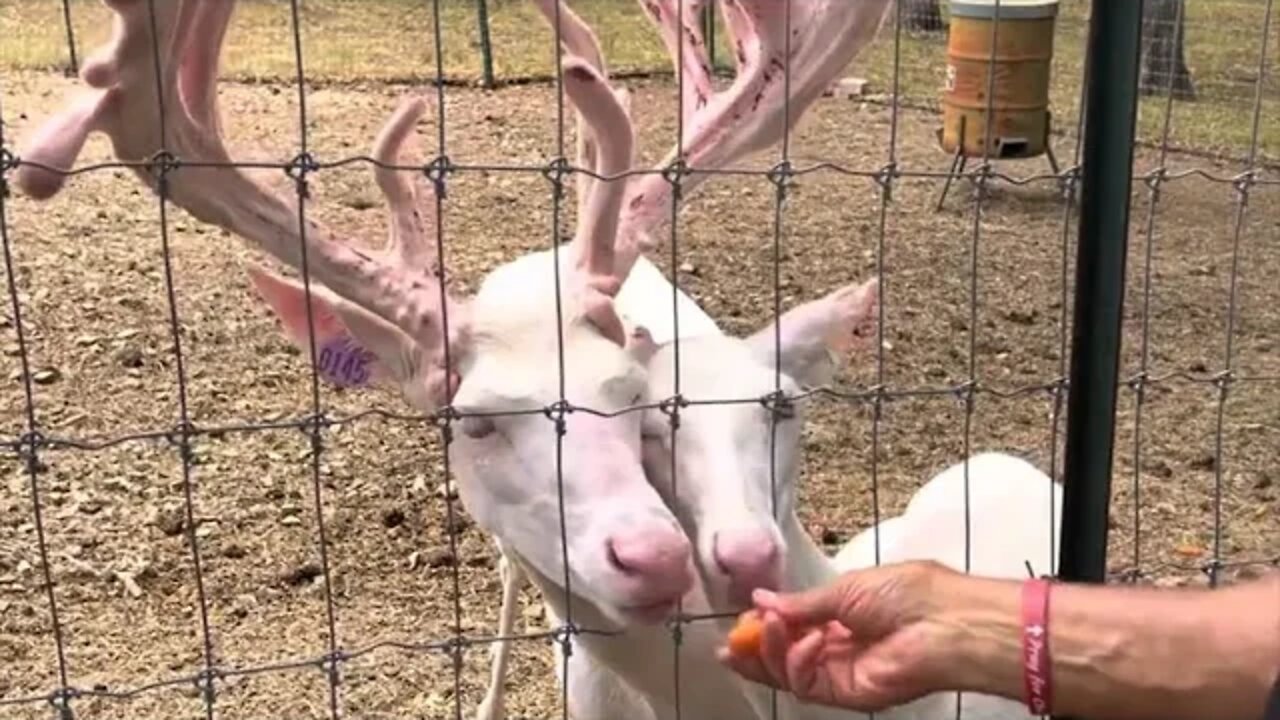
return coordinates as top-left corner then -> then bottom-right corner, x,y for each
936,0 -> 1062,209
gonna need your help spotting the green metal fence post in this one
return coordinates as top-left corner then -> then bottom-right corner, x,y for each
702,2 -> 717,73
476,0 -> 496,88
1056,0 -> 1145,598
60,0 -> 79,76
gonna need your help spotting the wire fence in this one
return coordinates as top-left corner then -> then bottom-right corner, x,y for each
1,0 -> 1278,719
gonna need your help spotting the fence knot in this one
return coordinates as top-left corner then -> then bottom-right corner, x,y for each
873,162 -> 897,191
163,421 -> 198,446
433,405 -> 461,429
1142,166 -> 1167,192
765,160 -> 794,190
543,400 -> 573,436
666,615 -> 685,645
1126,371 -> 1150,393
0,147 -> 18,173
285,153 -> 320,179
16,431 -> 49,474
653,394 -> 684,431
551,622 -> 580,657
193,667 -> 221,704
1210,368 -> 1235,391
656,394 -> 686,418
296,412 -> 329,438
661,158 -> 690,188
542,157 -> 572,200
864,384 -> 888,420
951,379 -> 978,405
284,153 -> 320,199
759,390 -> 797,420
1230,168 -> 1257,195
1200,557 -> 1225,584
147,150 -> 180,178
47,686 -> 78,719
319,650 -> 348,685
425,155 -> 452,194
18,429 -> 48,454
1056,163 -> 1080,200
1114,567 -> 1144,584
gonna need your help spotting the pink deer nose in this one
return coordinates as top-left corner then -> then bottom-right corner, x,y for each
712,529 -> 782,604
607,527 -> 694,600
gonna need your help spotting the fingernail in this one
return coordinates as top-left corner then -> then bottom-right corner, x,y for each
752,588 -> 777,606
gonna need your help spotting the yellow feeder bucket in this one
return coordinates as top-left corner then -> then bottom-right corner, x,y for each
937,0 -> 1061,207
942,0 -> 1059,157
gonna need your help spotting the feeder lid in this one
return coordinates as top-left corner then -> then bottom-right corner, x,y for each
948,0 -> 1059,20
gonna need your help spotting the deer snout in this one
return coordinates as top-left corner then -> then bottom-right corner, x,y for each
712,528 -> 782,605
606,526 -> 694,614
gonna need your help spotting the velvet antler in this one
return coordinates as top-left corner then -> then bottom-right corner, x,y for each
615,0 -> 893,275
13,0 -> 468,400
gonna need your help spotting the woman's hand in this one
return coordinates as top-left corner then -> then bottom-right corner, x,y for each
717,560 -> 968,712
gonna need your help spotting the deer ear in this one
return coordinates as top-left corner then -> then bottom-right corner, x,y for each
745,278 -> 880,388
247,265 -> 419,389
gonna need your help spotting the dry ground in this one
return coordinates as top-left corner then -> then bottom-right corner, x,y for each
1,36 -> 1278,720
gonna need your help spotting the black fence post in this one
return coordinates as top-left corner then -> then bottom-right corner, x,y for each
1056,0 -> 1145,599
60,0 -> 79,76
476,0 -> 496,88
702,2 -> 717,72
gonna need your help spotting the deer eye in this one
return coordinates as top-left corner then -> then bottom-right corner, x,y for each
460,416 -> 496,439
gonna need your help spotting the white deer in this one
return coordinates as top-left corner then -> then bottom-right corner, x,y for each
636,311 -> 1066,720
477,7 -> 1062,705
471,0 -> 900,718
14,1 -> 895,719
482,274 -> 1065,720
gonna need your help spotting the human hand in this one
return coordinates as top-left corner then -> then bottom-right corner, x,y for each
717,560 -> 963,713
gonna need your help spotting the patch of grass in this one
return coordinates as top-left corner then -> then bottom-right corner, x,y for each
1,0 -> 1275,161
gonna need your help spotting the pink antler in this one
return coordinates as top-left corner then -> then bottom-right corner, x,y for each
528,0 -> 611,216
559,59 -> 635,345
12,0 -> 467,399
617,0 -> 892,273
637,0 -> 716,129
528,0 -> 641,345
370,96 -> 440,277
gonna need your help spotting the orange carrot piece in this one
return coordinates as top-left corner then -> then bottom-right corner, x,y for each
727,609 -> 765,657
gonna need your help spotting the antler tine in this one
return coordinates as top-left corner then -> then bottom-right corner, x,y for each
562,60 -> 634,290
531,0 -> 607,72
717,0 -> 754,74
636,0 -> 716,129
528,0 -> 614,225
615,0 -> 892,273
370,96 -> 438,274
12,0 -> 464,367
558,58 -> 634,345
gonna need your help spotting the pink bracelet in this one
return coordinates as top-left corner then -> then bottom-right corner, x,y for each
1021,578 -> 1053,715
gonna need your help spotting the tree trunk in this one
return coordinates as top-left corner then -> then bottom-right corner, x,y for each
1140,0 -> 1196,101
901,0 -> 945,33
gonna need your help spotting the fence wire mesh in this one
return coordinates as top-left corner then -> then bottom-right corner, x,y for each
1,0 -> 1278,719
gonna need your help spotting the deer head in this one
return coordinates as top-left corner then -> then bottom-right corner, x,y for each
640,278 -> 881,609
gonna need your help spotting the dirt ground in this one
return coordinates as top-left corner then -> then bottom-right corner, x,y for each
0,68 -> 1276,720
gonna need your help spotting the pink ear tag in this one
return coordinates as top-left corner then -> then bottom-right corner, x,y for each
316,335 -> 376,388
